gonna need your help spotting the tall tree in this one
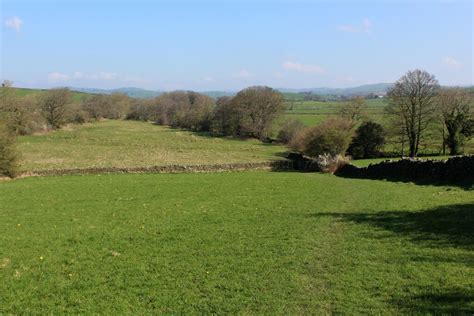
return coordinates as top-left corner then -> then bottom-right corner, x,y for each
386,70 -> 440,157
39,88 -> 72,129
437,88 -> 473,155
231,86 -> 284,140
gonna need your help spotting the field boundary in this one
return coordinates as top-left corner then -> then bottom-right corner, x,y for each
12,160 -> 293,178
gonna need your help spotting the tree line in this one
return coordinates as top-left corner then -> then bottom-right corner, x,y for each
1,69 -> 473,177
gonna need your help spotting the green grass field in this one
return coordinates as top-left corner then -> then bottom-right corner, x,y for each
12,87 -> 89,102
0,171 -> 472,313
18,120 -> 286,171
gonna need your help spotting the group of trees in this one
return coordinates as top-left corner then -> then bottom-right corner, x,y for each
0,82 -> 133,136
127,86 -> 284,140
0,82 -> 134,176
386,69 -> 473,157
1,69 -> 472,177
279,69 -> 473,161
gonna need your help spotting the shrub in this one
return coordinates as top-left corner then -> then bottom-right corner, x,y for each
314,154 -> 351,173
277,119 -> 305,144
348,121 -> 385,159
297,118 -> 354,157
0,121 -> 19,178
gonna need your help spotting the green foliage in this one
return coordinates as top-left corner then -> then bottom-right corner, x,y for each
0,171 -> 472,313
348,121 -> 385,159
437,88 -> 473,155
297,118 -> 354,157
0,121 -> 19,177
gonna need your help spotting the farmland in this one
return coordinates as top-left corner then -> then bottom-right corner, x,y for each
1,171 -> 472,314
282,98 -> 474,155
17,120 -> 285,172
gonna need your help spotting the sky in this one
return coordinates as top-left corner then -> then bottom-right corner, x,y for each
1,0 -> 473,91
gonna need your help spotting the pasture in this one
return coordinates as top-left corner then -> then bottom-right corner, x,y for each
0,171 -> 472,313
17,120 -> 285,172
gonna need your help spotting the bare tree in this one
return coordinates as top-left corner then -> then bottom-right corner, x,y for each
386,70 -> 440,157
437,88 -> 473,155
39,88 -> 72,129
339,96 -> 366,121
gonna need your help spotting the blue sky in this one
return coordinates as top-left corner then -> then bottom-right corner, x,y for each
1,0 -> 472,91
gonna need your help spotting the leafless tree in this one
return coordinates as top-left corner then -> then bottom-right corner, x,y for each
386,70 -> 440,157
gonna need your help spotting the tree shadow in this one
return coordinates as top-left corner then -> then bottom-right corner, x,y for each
392,288 -> 474,314
309,204 -> 474,313
309,203 -> 474,250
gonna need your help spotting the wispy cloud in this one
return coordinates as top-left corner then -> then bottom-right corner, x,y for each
90,72 -> 118,81
202,76 -> 215,82
233,69 -> 254,79
48,72 -> 70,82
282,61 -> 324,74
443,56 -> 462,69
4,16 -> 23,33
338,18 -> 372,34
48,71 -> 148,85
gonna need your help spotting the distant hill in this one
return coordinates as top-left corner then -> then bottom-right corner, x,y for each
69,84 -> 394,100
69,87 -> 163,99
11,84 -> 473,101
278,83 -> 393,96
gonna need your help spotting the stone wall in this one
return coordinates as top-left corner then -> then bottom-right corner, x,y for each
21,160 -> 293,177
335,156 -> 474,185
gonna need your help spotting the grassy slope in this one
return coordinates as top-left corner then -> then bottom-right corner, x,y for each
18,120 -> 285,171
13,87 -> 90,102
0,171 -> 472,313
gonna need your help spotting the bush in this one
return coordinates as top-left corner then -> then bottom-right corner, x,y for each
348,121 -> 385,159
296,118 -> 354,157
0,121 -> 19,178
314,154 -> 351,173
277,119 -> 305,144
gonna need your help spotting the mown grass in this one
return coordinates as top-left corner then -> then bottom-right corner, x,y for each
18,120 -> 286,171
0,171 -> 472,313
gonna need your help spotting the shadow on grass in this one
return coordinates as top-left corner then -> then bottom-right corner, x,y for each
310,203 -> 474,313
310,203 -> 474,250
392,288 -> 474,314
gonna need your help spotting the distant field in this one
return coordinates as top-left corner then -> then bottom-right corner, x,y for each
1,171 -> 472,313
282,99 -> 474,155
12,87 -> 90,102
18,120 -> 286,171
